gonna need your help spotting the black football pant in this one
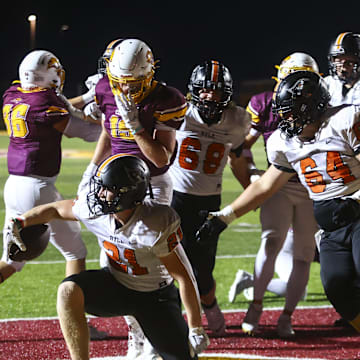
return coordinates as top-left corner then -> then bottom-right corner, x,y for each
314,199 -> 360,325
171,190 -> 221,296
63,268 -> 195,359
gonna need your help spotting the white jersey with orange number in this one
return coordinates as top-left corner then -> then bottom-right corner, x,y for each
169,103 -> 251,196
267,105 -> 360,201
324,75 -> 360,106
72,195 -> 182,292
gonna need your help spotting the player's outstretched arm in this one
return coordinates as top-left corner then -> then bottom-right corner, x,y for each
17,200 -> 77,228
160,243 -> 209,354
196,165 -> 294,243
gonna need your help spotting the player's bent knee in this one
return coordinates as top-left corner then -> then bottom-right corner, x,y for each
57,281 -> 84,311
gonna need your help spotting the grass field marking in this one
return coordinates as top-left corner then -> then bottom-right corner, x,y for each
25,254 -> 255,265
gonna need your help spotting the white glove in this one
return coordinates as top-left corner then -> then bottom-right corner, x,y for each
115,93 -> 144,135
81,74 -> 102,105
84,102 -> 102,122
57,93 -> 85,120
189,327 -> 210,355
85,74 -> 102,90
81,86 -> 96,105
6,217 -> 26,259
249,168 -> 265,183
77,162 -> 98,196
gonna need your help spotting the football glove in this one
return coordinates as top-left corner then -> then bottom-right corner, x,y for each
6,217 -> 26,260
84,102 -> 102,122
81,84 -> 97,105
189,327 -> 210,355
115,93 -> 144,135
85,74 -> 102,90
57,93 -> 86,120
195,211 -> 228,246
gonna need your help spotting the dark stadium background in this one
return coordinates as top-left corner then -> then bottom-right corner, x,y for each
0,0 -> 359,121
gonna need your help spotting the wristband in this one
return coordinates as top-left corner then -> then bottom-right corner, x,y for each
217,205 -> 237,225
132,126 -> 145,135
13,216 -> 25,230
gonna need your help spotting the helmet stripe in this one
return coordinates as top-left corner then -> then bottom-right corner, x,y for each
335,32 -> 350,49
211,60 -> 220,83
96,153 -> 129,176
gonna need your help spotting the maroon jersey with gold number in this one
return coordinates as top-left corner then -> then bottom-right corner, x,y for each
3,83 -> 69,177
95,77 -> 187,176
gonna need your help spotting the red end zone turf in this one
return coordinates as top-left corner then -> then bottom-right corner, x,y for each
0,307 -> 359,360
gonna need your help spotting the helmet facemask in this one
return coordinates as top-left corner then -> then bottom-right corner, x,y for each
98,38 -> 124,76
106,39 -> 156,104
87,176 -> 142,216
272,72 -> 330,139
328,32 -> 360,85
188,60 -> 233,126
329,55 -> 360,84
86,154 -> 150,216
191,91 -> 228,125
107,74 -> 154,104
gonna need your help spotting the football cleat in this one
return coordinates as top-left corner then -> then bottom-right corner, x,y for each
126,321 -> 145,359
142,337 -> 162,360
203,301 -> 226,336
242,303 -> 262,335
243,287 -> 254,301
277,313 -> 295,338
228,270 -> 254,303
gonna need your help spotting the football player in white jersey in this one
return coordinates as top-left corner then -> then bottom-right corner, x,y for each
323,32 -> 360,328
6,154 -> 209,360
75,39 -> 187,358
325,32 -> 360,106
197,70 -> 360,335
169,60 -> 251,336
227,53 -> 320,338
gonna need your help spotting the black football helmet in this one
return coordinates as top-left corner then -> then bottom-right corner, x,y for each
328,32 -> 360,84
8,224 -> 50,262
97,38 -> 124,75
272,71 -> 330,138
188,60 -> 233,125
87,154 -> 151,215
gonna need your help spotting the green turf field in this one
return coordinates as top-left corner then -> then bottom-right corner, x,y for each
0,134 -> 328,319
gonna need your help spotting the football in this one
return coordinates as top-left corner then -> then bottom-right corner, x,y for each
8,224 -> 50,262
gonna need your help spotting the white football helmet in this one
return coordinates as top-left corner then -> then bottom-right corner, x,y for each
19,50 -> 65,91
106,39 -> 156,103
274,52 -> 320,82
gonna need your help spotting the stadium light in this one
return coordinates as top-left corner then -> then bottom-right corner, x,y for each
28,14 -> 37,50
